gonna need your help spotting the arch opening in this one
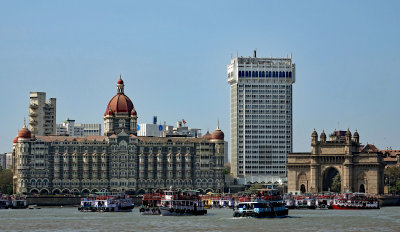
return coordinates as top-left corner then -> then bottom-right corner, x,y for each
359,184 -> 365,193
323,167 -> 341,193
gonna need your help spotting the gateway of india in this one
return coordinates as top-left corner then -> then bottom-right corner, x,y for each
287,129 -> 385,194
12,78 -> 225,195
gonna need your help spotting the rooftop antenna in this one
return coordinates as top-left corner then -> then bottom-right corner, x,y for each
254,49 -> 257,58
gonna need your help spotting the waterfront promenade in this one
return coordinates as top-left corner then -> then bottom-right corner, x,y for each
0,207 -> 399,231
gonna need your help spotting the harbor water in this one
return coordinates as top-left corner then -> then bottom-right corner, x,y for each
0,207 -> 399,232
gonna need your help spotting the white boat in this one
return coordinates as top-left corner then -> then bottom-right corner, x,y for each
233,189 -> 289,218
78,192 -> 134,212
0,198 -> 10,209
159,190 -> 207,216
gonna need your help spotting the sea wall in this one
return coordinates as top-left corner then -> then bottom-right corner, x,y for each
377,195 -> 400,207
27,195 -> 143,206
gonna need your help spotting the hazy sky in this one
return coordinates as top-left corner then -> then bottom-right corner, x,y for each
1,0 -> 399,154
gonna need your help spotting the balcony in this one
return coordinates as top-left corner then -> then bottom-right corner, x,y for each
29,120 -> 38,126
29,112 -> 37,117
29,104 -> 38,109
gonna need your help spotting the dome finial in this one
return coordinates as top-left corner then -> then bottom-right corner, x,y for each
117,75 -> 124,94
23,117 -> 26,128
217,119 -> 220,130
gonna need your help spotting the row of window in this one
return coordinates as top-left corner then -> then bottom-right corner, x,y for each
239,171 -> 286,174
239,71 -> 292,78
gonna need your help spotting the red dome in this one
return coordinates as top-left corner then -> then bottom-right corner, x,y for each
104,77 -> 136,116
18,126 -> 31,139
130,109 -> 137,116
13,136 -> 18,143
211,129 -> 224,140
105,94 -> 134,116
202,131 -> 212,140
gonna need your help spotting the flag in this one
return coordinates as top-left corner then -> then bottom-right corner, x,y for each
182,119 -> 187,124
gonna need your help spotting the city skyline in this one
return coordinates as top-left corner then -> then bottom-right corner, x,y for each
1,0 -> 400,154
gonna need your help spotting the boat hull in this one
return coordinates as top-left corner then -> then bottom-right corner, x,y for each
140,207 -> 161,215
332,205 -> 379,210
160,207 -> 207,216
233,208 -> 289,218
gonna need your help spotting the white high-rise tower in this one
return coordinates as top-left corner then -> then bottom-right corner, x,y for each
227,51 -> 295,184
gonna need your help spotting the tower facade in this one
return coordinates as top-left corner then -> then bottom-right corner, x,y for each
104,77 -> 137,136
29,92 -> 56,136
227,51 -> 295,184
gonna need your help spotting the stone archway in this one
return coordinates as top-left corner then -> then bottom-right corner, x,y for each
323,167 -> 341,192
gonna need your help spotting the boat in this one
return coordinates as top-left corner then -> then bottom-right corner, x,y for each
139,190 -> 163,215
159,189 -> 207,216
0,197 -> 10,209
202,193 -> 235,209
332,193 -> 379,210
11,195 -> 28,209
78,192 -> 134,212
315,196 -> 333,209
295,197 -> 316,209
233,189 -> 289,218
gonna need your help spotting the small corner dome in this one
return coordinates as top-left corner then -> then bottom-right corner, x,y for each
211,129 -> 224,140
202,131 -> 212,140
312,129 -> 318,137
18,126 -> 31,139
13,136 -> 18,143
320,130 -> 326,137
354,130 -> 359,137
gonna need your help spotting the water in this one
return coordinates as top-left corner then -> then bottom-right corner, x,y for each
0,207 -> 399,232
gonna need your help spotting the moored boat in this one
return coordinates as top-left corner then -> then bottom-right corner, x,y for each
139,190 -> 163,215
11,195 -> 28,209
233,189 -> 288,218
332,193 -> 379,210
0,197 -> 10,209
159,189 -> 207,216
78,192 -> 134,212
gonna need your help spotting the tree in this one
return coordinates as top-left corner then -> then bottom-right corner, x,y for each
384,166 -> 400,194
331,173 -> 341,193
224,162 -> 231,175
0,167 -> 13,195
248,183 -> 263,193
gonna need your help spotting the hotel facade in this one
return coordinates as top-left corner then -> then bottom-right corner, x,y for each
13,78 -> 225,195
227,51 -> 295,184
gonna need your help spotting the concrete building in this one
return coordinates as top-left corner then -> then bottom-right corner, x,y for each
57,118 -> 101,136
227,51 -> 295,184
29,92 -> 56,136
287,129 -> 385,194
137,120 -> 202,138
0,153 -> 13,169
13,77 -> 225,195
0,153 -> 6,169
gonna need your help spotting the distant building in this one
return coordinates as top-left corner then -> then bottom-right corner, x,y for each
29,92 -> 56,136
287,129 -> 385,194
380,149 -> 400,166
0,153 -> 13,169
227,51 -> 295,184
57,118 -> 101,136
137,120 -> 202,138
0,153 -> 6,169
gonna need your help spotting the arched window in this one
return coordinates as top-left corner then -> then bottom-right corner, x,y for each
289,71 -> 292,78
245,71 -> 248,77
286,71 -> 288,77
262,71 -> 265,77
238,71 -> 242,77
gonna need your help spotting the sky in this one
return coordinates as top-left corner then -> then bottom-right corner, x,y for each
0,0 -> 399,154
